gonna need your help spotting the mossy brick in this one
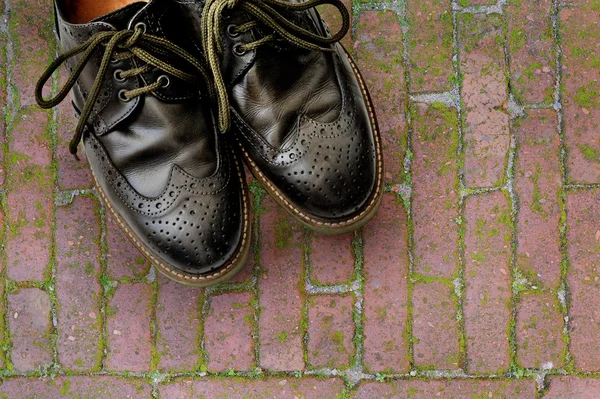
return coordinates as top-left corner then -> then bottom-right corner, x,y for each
8,289 -> 53,372
157,274 -> 202,372
105,283 -> 153,372
0,32 -> 7,186
560,3 -> 600,183
105,213 -> 151,280
204,291 -> 255,372
459,0 -> 497,5
459,13 -> 510,188
545,377 -> 600,398
317,0 -> 352,51
309,232 -> 355,285
515,109 -> 562,289
160,377 -> 345,399
6,111 -> 53,281
413,281 -> 460,370
258,197 -> 304,371
0,377 -> 151,398
566,190 -> 600,371
516,292 -> 564,369
356,11 -> 407,183
353,379 -> 536,398
363,193 -> 410,373
412,103 -> 460,278
464,192 -> 511,374
407,0 -> 454,92
506,0 -> 555,105
56,196 -> 102,371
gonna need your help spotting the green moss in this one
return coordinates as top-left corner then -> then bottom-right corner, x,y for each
580,144 -> 599,162
274,217 -> 293,249
574,81 -> 599,108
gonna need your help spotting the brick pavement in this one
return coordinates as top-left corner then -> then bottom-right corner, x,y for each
1,0 -> 600,398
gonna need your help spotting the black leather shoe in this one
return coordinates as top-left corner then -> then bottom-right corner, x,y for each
182,0 -> 383,234
36,0 -> 251,286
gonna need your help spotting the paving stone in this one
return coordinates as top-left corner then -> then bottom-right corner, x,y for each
157,274 -> 202,372
0,377 -> 151,398
567,190 -> 600,371
412,102 -> 459,278
310,232 -> 355,285
506,0 -> 555,105
8,289 -> 52,372
0,32 -> 7,186
464,192 -> 511,374
106,283 -> 153,372
308,295 -> 354,368
561,3 -> 600,183
407,0 -> 454,92
258,198 -> 304,371
106,213 -> 151,280
363,193 -> 409,373
459,14 -> 510,188
357,11 -> 407,182
412,281 -> 460,370
353,379 -> 536,399
317,0 -> 352,50
516,292 -> 564,369
6,111 -> 53,281
204,291 -> 255,372
160,378 -> 345,398
56,197 -> 102,371
515,109 -> 562,289
545,377 -> 600,398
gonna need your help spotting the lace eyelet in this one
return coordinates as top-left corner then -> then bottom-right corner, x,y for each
157,75 -> 171,89
134,22 -> 147,33
227,24 -> 240,38
114,69 -> 126,83
233,43 -> 247,56
118,89 -> 131,102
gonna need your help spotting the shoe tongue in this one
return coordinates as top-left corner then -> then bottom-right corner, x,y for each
93,2 -> 147,30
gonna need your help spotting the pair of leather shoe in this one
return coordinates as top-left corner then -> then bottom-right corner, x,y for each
36,0 -> 384,286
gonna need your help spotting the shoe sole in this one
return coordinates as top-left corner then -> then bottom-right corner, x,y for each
90,148 -> 252,287
237,46 -> 384,235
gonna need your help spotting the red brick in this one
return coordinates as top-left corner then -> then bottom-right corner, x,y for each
106,283 -> 153,372
567,190 -> 600,371
106,213 -> 151,280
363,193 -> 409,373
412,103 -> 459,278
353,379 -> 536,399
56,197 -> 102,371
157,274 -> 202,371
507,0 -> 555,105
0,33 -> 6,187
317,0 -> 352,50
258,198 -> 304,371
561,3 -> 600,183
464,192 -> 511,373
407,0 -> 454,92
204,292 -> 255,372
545,377 -> 600,398
8,289 -> 52,372
515,109 -> 562,288
0,377 -> 151,398
516,293 -> 564,369
160,378 -> 345,399
308,295 -> 354,368
357,11 -> 407,182
413,281 -> 460,369
459,14 -> 510,188
6,111 -> 53,281
310,233 -> 355,285
224,245 -> 255,285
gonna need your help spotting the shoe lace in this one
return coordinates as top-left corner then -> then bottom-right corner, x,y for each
35,24 -> 213,159
200,0 -> 350,133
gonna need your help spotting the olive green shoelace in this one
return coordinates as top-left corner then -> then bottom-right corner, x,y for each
35,24 -> 212,159
201,0 -> 350,133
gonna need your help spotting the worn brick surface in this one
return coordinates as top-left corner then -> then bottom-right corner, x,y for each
308,295 -> 354,368
310,233 -> 355,285
157,274 -> 201,371
317,0 -> 352,50
567,190 -> 600,371
160,378 -> 345,398
204,292 -> 255,372
459,14 -> 510,188
561,2 -> 600,183
106,283 -> 153,372
412,103 -> 459,278
8,289 -> 52,372
353,380 -> 536,398
464,192 -> 511,374
357,11 -> 407,182
258,198 -> 304,371
413,281 -> 460,369
56,197 -> 102,371
363,193 -> 409,373
0,377 -> 151,398
545,377 -> 600,398
106,213 -> 151,280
